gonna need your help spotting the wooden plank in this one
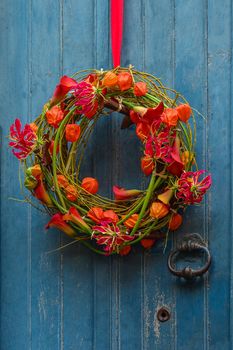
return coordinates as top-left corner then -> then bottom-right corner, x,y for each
231,2 -> 233,346
0,1 -> 31,350
174,1 -> 207,348
62,1 -> 96,349
0,1 -> 32,349
143,1 -> 176,349
114,1 -> 145,349
207,1 -> 232,348
29,1 -> 62,349
92,1 -> 113,349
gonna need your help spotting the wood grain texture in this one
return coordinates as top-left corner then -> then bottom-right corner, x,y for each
30,1 -> 62,349
0,1 -> 31,349
174,1 -> 207,349
207,1 -> 232,349
0,0 -> 232,349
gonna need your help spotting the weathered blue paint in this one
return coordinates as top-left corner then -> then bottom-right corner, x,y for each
0,1 -> 232,349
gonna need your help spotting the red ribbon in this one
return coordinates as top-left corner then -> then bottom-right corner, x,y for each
111,0 -> 124,67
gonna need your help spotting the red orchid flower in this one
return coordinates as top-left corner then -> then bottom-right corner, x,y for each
113,186 -> 142,200
92,222 -> 134,254
167,136 -> 184,176
46,213 -> 76,237
51,75 -> 78,105
9,119 -> 37,160
74,81 -> 99,118
145,130 -> 175,164
63,207 -> 90,232
85,73 -> 98,85
176,170 -> 212,204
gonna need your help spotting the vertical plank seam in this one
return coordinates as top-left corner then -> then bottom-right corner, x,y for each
108,0 -> 113,348
172,1 -> 177,350
93,1 -> 97,349
111,0 -> 120,345
230,0 -> 233,348
108,0 -> 114,344
227,0 -> 233,343
59,1 -> 64,349
204,1 -> 209,349
27,0 -> 32,348
141,0 -> 145,348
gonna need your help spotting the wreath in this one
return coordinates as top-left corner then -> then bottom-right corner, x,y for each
9,67 -> 211,255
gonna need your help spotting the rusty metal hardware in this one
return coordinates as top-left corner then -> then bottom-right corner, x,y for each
157,307 -> 171,322
167,233 -> 211,279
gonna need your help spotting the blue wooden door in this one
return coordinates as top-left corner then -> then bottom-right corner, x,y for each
1,1 -> 232,349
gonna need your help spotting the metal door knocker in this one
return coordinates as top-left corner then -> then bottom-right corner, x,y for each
167,233 -> 211,279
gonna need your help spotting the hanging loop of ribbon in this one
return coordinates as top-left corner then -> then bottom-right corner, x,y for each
111,0 -> 124,67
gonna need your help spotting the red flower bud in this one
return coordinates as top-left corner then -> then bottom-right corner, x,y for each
140,239 -> 156,249
102,71 -> 118,88
123,214 -> 139,229
117,72 -> 133,91
119,245 -> 132,256
134,82 -> 148,96
65,124 -> 81,142
150,202 -> 169,219
65,185 -> 78,202
81,177 -> 99,194
57,174 -> 69,189
168,213 -> 183,231
161,108 -> 179,127
175,104 -> 192,123
46,106 -> 64,128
